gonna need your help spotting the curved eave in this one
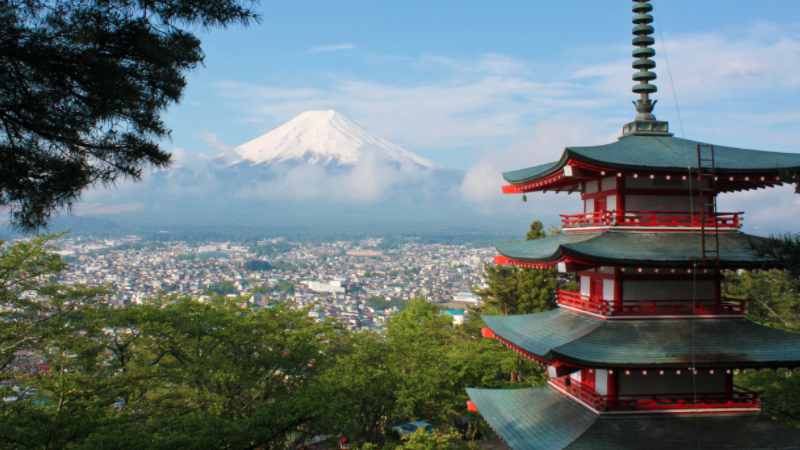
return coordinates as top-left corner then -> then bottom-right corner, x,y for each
467,386 -> 800,450
495,231 -> 777,270
501,136 -> 800,193
483,310 -> 800,369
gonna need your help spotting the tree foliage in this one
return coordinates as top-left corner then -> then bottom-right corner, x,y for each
1,0 -> 259,231
0,238 -> 545,449
724,269 -> 800,331
472,221 -> 570,316
244,259 -> 273,271
725,267 -> 800,426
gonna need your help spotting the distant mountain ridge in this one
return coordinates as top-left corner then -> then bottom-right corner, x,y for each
60,110 -> 481,233
228,110 -> 443,169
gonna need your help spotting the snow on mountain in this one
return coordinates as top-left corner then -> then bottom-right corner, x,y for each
231,110 -> 443,169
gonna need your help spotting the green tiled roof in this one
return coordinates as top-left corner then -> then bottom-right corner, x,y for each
468,386 -> 800,450
502,135 -> 800,184
483,309 -> 800,368
483,310 -> 601,358
465,387 -> 595,450
495,231 -> 773,269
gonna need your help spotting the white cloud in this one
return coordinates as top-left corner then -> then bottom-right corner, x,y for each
459,114 -> 612,212
210,22 -> 800,159
200,131 -> 239,162
573,24 -> 800,105
310,44 -> 356,53
213,55 -> 589,150
74,23 -> 800,231
78,143 -> 457,225
718,184 -> 800,235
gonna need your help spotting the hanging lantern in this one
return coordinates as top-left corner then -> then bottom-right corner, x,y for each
522,194 -> 527,202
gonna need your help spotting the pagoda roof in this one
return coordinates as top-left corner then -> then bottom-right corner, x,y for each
495,231 -> 772,269
483,309 -> 800,369
503,135 -> 800,185
467,386 -> 800,450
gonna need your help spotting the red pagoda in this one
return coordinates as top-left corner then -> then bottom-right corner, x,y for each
466,2 -> 800,448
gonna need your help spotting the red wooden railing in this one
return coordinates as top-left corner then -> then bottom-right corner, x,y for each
560,211 -> 743,229
550,376 -> 759,412
556,290 -> 746,317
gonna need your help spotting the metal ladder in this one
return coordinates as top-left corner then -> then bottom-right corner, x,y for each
696,144 -> 721,269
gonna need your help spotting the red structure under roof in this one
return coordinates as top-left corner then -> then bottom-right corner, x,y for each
466,2 -> 800,449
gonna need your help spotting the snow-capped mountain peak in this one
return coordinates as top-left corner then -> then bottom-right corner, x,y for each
231,110 -> 442,169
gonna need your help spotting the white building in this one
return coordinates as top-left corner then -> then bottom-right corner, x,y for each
453,291 -> 481,305
307,280 -> 346,294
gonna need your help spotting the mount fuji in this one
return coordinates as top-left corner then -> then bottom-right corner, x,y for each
227,110 -> 443,170
72,110 -> 474,232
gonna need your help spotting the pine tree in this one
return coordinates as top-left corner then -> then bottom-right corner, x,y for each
0,0 -> 259,231
473,220 -> 564,315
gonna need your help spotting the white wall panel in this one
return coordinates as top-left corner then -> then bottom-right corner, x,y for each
603,279 -> 615,300
580,276 -> 590,296
595,370 -> 608,395
607,195 -> 617,210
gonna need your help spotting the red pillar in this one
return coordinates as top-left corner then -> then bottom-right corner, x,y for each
613,268 -> 623,315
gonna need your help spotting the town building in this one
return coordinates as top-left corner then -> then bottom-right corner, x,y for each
467,2 -> 800,448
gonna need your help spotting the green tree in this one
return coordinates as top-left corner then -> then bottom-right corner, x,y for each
473,220 -> 562,315
0,234 -> 114,449
0,235 -> 337,449
209,280 -> 237,295
386,299 -> 456,422
753,234 -> 800,283
724,270 -> 800,331
724,269 -> 800,426
244,259 -> 273,271
1,0 -> 259,230
395,428 -> 470,450
525,221 -> 547,240
103,298 -> 330,449
316,332 -> 397,447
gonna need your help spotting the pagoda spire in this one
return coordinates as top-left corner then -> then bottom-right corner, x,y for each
632,0 -> 657,120
621,0 -> 672,138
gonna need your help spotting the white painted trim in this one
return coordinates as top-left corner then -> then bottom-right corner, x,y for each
548,381 -> 601,415
558,305 -> 607,320
564,226 -> 740,233
548,381 -> 761,416
601,407 -> 760,416
557,305 -> 745,321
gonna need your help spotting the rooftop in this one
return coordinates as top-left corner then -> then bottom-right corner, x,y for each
502,135 -> 800,187
495,231 -> 773,269
467,386 -> 800,450
483,309 -> 800,369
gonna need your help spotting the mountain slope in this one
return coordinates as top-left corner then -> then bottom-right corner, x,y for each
231,110 -> 442,169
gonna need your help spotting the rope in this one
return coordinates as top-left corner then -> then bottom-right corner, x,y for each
652,3 -> 702,448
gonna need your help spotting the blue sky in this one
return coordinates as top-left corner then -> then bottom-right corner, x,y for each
167,0 -> 800,170
81,0 -> 800,234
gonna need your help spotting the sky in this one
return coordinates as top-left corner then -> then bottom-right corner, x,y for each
77,0 -> 800,235
169,0 -> 800,165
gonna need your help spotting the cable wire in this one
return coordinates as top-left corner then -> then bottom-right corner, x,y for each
652,3 -> 702,448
